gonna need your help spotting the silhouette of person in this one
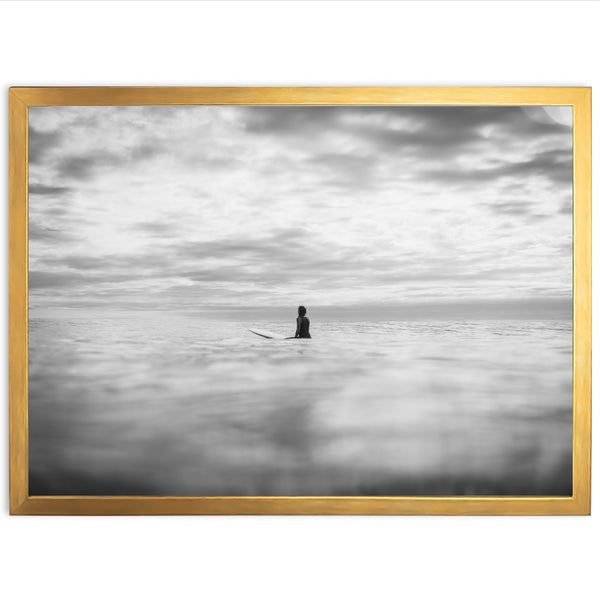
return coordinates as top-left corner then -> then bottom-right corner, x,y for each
295,305 -> 311,338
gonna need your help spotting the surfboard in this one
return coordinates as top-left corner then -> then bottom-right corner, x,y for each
249,328 -> 289,340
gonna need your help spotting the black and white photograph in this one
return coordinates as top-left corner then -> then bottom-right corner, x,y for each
28,104 -> 573,497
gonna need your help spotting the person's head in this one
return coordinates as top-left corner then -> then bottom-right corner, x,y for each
298,305 -> 307,317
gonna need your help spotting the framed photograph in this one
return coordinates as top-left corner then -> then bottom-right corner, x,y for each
9,87 -> 591,515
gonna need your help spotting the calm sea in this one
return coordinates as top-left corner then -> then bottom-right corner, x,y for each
28,315 -> 572,495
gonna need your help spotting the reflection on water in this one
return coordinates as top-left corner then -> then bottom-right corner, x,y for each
28,316 -> 572,496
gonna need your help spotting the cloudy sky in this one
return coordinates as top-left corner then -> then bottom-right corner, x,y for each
29,105 -> 572,318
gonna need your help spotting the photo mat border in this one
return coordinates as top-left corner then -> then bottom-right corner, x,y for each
8,87 -> 591,515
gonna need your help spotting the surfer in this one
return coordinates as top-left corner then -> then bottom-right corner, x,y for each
295,305 -> 311,338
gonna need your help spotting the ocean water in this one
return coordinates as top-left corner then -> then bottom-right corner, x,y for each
28,316 -> 573,496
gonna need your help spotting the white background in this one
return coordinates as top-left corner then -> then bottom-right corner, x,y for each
0,2 -> 597,599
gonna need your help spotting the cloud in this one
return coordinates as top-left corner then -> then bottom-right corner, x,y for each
174,227 -> 309,259
133,221 -> 178,236
558,201 -> 572,215
242,106 -> 347,136
417,148 -> 572,188
28,126 -> 62,164
129,143 -> 162,162
29,268 -> 155,289
39,249 -> 174,274
29,184 -> 72,196
305,152 -> 379,189
27,105 -> 573,314
55,153 -> 120,181
487,200 -> 536,216
54,142 -> 163,181
242,106 -> 571,158
29,222 -> 78,244
29,270 -> 90,288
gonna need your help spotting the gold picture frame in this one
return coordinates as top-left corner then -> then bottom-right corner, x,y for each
9,86 -> 591,515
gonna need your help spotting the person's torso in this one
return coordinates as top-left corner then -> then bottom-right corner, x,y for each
298,316 -> 311,338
